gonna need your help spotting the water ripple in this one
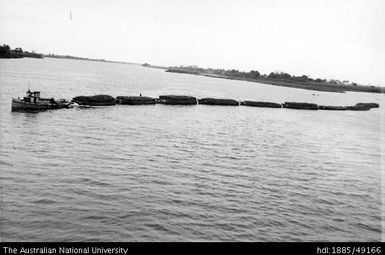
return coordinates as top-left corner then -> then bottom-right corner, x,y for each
1,58 -> 383,241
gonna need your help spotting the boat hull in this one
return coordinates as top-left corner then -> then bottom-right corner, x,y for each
11,99 -> 69,111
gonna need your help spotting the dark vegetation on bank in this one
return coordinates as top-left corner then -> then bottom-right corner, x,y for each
164,65 -> 385,94
0,44 -> 43,59
1,43 -> 137,64
70,94 -> 379,111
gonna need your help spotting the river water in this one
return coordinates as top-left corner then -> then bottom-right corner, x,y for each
0,58 -> 384,241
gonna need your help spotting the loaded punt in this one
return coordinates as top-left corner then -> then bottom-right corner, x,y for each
72,95 -> 116,106
116,96 -> 156,105
198,98 -> 240,106
283,102 -> 319,110
158,95 -> 197,105
346,103 -> 379,111
318,105 -> 347,111
241,101 -> 282,108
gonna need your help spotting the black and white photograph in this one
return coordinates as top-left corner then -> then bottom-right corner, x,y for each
0,0 -> 384,247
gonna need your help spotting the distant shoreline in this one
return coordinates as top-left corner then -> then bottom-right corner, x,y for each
44,54 -> 139,65
2,44 -> 383,94
164,68 -> 385,94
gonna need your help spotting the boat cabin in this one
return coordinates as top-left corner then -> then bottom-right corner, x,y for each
24,90 -> 41,103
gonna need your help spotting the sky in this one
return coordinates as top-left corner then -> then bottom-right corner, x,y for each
1,0 -> 385,85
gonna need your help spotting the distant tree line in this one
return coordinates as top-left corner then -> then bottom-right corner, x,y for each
45,53 -> 106,62
265,71 -> 356,85
168,65 -> 359,86
0,44 -> 10,54
0,44 -> 43,58
267,72 -> 318,82
0,44 -> 22,58
168,65 -> 261,79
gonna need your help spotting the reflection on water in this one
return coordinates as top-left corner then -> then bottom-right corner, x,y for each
0,58 -> 384,241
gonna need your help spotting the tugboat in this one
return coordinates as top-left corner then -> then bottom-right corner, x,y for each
11,89 -> 70,111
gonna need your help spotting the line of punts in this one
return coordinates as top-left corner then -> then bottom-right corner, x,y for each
12,90 -> 380,112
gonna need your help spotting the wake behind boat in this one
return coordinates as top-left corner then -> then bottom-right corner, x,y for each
12,90 -> 70,111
